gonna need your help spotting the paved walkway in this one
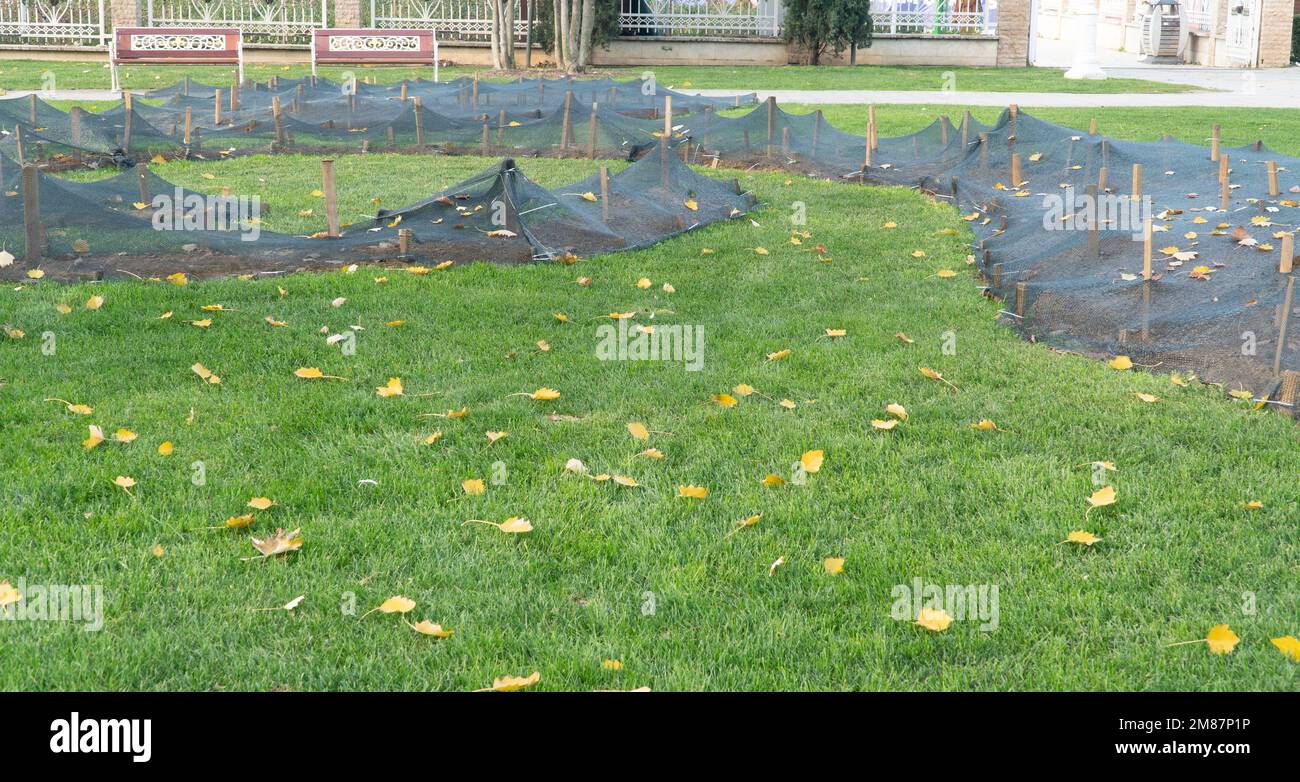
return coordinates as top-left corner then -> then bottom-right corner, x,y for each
690,66 -> 1300,108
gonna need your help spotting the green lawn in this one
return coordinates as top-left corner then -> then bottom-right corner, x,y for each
1,150 -> 1297,690
0,57 -> 1203,94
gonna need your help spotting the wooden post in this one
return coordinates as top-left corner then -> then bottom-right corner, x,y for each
587,102 -> 598,159
1220,161 -> 1231,212
399,227 -> 412,255
812,109 -> 822,157
122,92 -> 134,151
1010,153 -> 1022,186
1015,282 -> 1027,318
22,164 -> 41,262
1086,184 -> 1099,257
183,76 -> 190,97
183,106 -> 192,146
1098,166 -> 1108,192
991,262 -> 1003,289
14,123 -> 24,166
472,72 -> 480,107
412,96 -> 424,146
271,97 -> 287,147
1268,161 -> 1279,197
230,81 -> 238,112
868,104 -> 877,150
28,93 -> 37,125
663,94 -> 673,141
599,165 -> 610,223
1281,232 -> 1295,274
400,81 -> 408,101
137,162 -> 149,207
560,90 -> 573,150
1210,124 -> 1221,162
940,115 -> 949,146
69,107 -> 82,165
215,88 -> 224,126
1131,163 -> 1142,202
766,95 -> 775,157
321,159 -> 339,238
1142,215 -> 1153,280
781,126 -> 790,156
1275,276 -> 1296,376
387,127 -> 395,147
1088,117 -> 1098,135
961,110 -> 971,151
1218,152 -> 1229,184
978,132 -> 988,170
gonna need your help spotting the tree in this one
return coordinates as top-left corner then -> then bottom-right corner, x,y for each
783,0 -> 873,66
490,0 -> 518,70
534,0 -> 620,72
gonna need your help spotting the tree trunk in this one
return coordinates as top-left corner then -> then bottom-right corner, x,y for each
555,0 -> 569,69
577,0 -> 595,70
502,0 -> 516,70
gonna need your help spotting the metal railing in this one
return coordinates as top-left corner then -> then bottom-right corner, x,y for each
871,0 -> 995,36
146,0 -> 329,48
618,0 -> 782,38
370,0 -> 527,42
0,0 -> 106,48
1183,0 -> 1213,35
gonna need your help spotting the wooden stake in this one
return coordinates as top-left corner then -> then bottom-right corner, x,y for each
413,96 -> 424,146
1282,232 -> 1295,274
230,82 -> 238,112
560,90 -> 573,149
1218,153 -> 1229,184
766,95 -> 775,157
137,162 -> 149,207
270,98 -> 285,147
1086,183 -> 1099,256
1131,163 -> 1142,202
978,132 -> 988,170
1015,282 -> 1027,318
1010,153 -> 1022,187
122,92 -> 133,151
1220,162 -> 1231,212
864,122 -> 872,169
781,126 -> 790,157
599,165 -> 610,223
812,110 -> 822,157
183,106 -> 192,146
1142,215 -> 1153,280
940,115 -> 949,146
868,105 -> 877,150
481,123 -> 490,155
22,164 -> 42,262
1098,166 -> 1108,192
398,228 -> 412,255
28,93 -> 37,125
70,107 -> 82,165
400,81 -> 408,101
1275,276 -> 1296,376
1210,124 -> 1221,162
14,124 -> 23,166
587,102 -> 598,159
321,159 -> 339,238
1268,160 -> 1279,197
214,88 -> 222,126
1088,117 -> 1098,135
991,262 -> 1004,289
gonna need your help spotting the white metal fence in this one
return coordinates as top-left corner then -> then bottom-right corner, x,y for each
146,0 -> 329,47
1183,0 -> 1213,35
370,0 -> 527,42
0,0 -> 106,48
618,0 -> 781,37
871,0 -> 995,36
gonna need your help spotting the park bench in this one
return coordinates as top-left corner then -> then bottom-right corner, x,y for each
110,27 -> 244,93
311,28 -> 440,83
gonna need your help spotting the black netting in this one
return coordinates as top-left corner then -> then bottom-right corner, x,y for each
1,80 -> 1296,405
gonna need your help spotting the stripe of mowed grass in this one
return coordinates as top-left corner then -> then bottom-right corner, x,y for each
0,159 -> 1298,691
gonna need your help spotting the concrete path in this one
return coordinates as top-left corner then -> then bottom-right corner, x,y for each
689,65 -> 1300,109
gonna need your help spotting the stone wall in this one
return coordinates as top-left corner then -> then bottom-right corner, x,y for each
995,0 -> 1032,66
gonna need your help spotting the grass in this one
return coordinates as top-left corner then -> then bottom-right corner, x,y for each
0,58 -> 1204,94
1,150 -> 1298,691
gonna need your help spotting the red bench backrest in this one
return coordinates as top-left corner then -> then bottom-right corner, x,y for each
113,27 -> 242,64
312,29 -> 437,65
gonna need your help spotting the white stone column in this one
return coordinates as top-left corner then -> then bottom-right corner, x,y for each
1064,0 -> 1108,79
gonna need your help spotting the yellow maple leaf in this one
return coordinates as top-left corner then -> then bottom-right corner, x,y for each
1271,635 -> 1300,662
1206,624 -> 1240,655
462,478 -> 486,496
407,619 -> 453,638
800,449 -> 824,473
1064,530 -> 1101,546
627,421 -> 650,440
916,607 -> 953,632
1108,355 -> 1133,370
478,671 -> 540,692
678,485 -> 708,499
376,377 -> 404,397
712,392 -> 738,408
823,557 -> 845,575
